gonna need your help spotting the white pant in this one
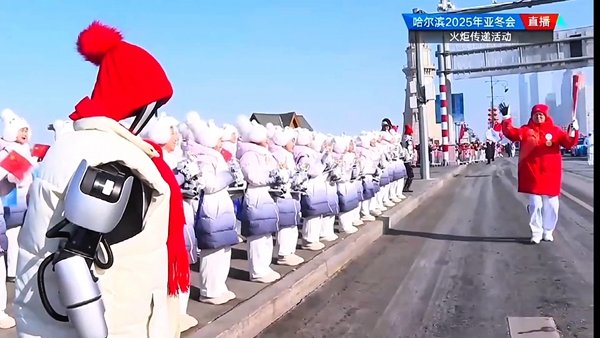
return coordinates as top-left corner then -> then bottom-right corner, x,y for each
179,290 -> 190,314
388,181 -> 398,199
587,150 -> 594,165
247,234 -> 276,279
277,226 -> 298,257
376,191 -> 384,208
360,200 -> 371,216
199,247 -> 232,298
0,254 -> 6,316
320,215 -> 336,238
235,220 -> 242,236
396,178 -> 405,197
338,209 -> 356,232
302,216 -> 322,243
6,226 -> 20,278
528,194 -> 559,239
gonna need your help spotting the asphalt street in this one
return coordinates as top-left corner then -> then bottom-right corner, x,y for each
259,157 -> 594,338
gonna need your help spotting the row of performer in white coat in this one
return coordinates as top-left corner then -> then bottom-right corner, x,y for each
0,108 -> 417,333
143,112 -> 417,330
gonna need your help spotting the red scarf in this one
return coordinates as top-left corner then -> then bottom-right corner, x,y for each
146,140 -> 190,295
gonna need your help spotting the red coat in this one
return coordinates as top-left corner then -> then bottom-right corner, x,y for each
502,114 -> 578,197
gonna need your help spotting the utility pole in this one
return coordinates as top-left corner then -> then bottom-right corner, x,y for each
490,75 -> 495,128
412,28 -> 431,180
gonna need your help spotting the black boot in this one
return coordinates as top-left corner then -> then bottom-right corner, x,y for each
403,177 -> 413,192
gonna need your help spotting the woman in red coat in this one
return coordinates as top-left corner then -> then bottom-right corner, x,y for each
500,102 -> 579,244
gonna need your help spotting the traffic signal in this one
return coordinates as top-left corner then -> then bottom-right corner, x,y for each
487,108 -> 499,126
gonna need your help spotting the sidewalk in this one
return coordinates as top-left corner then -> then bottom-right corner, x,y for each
0,164 -> 466,338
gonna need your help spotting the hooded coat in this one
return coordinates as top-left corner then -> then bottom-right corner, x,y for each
294,145 -> 332,217
269,145 -> 302,229
190,144 -> 239,249
502,104 -> 579,196
238,142 -> 279,237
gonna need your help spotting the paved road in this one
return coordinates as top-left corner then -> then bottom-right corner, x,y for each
259,158 -> 594,338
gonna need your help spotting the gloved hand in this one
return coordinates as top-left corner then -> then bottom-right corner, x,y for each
268,169 -> 284,186
570,119 -> 579,131
6,173 -> 20,184
498,102 -> 510,118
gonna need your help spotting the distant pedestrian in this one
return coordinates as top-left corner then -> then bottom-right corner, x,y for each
484,140 -> 495,164
500,102 -> 579,244
584,132 -> 593,165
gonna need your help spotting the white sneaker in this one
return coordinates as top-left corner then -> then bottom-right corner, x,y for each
251,271 -> 281,283
384,201 -> 395,208
320,234 -> 339,242
542,231 -> 554,242
301,241 -> 325,251
391,197 -> 402,203
199,290 -> 237,305
352,219 -> 364,226
341,226 -> 358,234
530,235 -> 542,244
370,209 -> 382,216
179,313 -> 199,332
361,215 -> 376,222
0,314 -> 15,329
277,254 -> 305,266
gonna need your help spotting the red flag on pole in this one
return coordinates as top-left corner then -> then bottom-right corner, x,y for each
0,150 -> 33,181
459,123 -> 466,140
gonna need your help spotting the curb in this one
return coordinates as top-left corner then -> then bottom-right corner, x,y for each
188,165 -> 467,338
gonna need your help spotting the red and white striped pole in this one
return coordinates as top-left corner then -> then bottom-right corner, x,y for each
436,45 -> 449,166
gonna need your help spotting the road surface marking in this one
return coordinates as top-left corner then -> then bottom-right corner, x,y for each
561,189 -> 594,213
507,317 -> 559,338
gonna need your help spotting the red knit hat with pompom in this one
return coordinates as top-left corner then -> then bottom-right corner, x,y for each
70,21 -> 173,121
404,124 -> 414,136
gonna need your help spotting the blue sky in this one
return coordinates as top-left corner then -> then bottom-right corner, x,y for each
0,0 -> 594,144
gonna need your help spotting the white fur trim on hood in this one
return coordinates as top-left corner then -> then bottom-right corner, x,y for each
2,108 -> 30,142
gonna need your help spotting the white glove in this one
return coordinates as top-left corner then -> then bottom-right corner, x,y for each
6,173 -> 19,184
571,119 -> 579,131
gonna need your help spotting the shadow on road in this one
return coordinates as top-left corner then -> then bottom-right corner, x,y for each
386,229 -> 532,244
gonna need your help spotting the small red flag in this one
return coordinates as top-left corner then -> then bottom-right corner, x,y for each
220,148 -> 232,162
31,144 -> 51,160
0,150 -> 33,181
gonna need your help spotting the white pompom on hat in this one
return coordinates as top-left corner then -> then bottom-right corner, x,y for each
236,115 -> 253,142
248,120 -> 268,144
144,112 -> 179,145
272,127 -> 295,147
186,112 -> 222,148
2,108 -> 30,142
265,122 -> 277,139
333,136 -> 350,154
295,128 -> 312,146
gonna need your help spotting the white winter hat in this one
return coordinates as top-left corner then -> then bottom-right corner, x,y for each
311,132 -> 326,151
358,132 -> 371,148
248,121 -> 268,144
295,128 -> 312,146
186,112 -> 222,148
1,108 -> 30,142
143,112 -> 179,145
221,123 -> 238,141
265,123 -> 277,139
236,115 -> 253,142
333,136 -> 350,154
272,127 -> 295,147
